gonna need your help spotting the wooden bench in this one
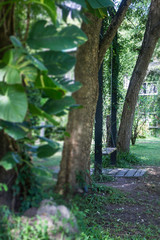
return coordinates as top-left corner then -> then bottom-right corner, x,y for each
102,147 -> 117,155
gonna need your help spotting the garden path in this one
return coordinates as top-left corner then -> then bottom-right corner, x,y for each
52,167 -> 147,177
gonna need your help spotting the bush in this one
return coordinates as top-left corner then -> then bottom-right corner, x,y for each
103,151 -> 140,168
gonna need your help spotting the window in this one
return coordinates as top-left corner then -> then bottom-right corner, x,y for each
139,82 -> 158,95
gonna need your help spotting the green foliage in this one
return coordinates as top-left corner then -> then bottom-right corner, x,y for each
27,20 -> 87,51
0,183 -> 8,192
36,137 -> 59,158
0,83 -> 28,122
42,96 -> 76,115
71,0 -> 114,9
0,120 -> 28,140
102,151 -> 140,168
39,50 -> 76,76
0,205 -> 11,240
0,0 -> 88,171
0,207 -> 50,240
70,184 -> 128,239
116,152 -> 140,168
0,152 -> 21,171
87,0 -> 114,9
28,0 -> 57,24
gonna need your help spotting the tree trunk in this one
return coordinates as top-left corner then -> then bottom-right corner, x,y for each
56,0 -> 132,195
0,2 -> 21,209
0,1 -> 15,55
117,0 -> 160,152
56,13 -> 102,194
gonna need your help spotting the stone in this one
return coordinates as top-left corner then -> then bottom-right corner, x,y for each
125,169 -> 137,177
23,207 -> 37,217
11,199 -> 78,240
116,169 -> 129,177
37,204 -> 57,216
57,205 -> 71,219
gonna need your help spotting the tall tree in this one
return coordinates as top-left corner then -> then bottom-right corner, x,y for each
0,1 -> 20,208
117,0 -> 160,152
56,0 -> 132,195
0,0 -> 86,208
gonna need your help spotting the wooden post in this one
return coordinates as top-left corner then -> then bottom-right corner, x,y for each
95,63 -> 103,175
110,32 -> 119,165
106,115 -> 111,146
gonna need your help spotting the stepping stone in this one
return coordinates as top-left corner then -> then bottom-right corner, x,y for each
125,169 -> 137,177
107,169 -> 120,175
115,169 -> 129,177
102,169 -> 111,174
134,169 -> 147,177
90,168 -> 147,177
102,148 -> 117,155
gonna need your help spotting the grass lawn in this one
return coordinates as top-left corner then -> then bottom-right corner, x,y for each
130,136 -> 160,166
33,141 -> 63,168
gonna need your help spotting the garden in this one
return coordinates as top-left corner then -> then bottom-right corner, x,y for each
0,0 -> 160,239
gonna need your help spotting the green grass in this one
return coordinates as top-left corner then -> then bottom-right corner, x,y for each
33,141 -> 62,168
130,137 -> 160,166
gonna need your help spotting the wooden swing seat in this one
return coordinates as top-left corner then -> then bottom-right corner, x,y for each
102,147 -> 117,155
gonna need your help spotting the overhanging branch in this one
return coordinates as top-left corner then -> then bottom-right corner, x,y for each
98,0 -> 132,68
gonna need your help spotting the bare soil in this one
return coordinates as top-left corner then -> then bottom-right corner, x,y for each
101,166 -> 160,239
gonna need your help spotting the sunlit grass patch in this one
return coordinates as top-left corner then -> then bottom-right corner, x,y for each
130,137 -> 160,166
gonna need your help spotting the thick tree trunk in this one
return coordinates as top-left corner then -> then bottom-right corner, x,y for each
56,0 -> 132,195
117,0 -> 160,152
0,131 -> 19,208
56,14 -> 102,194
0,1 -> 15,54
0,2 -> 20,209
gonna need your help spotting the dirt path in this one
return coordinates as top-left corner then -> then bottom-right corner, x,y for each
100,166 -> 160,239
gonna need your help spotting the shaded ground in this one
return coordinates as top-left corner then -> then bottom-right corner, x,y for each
99,166 -> 160,239
49,165 -> 160,238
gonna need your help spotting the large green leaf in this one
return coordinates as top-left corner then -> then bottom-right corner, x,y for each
0,49 -> 21,84
42,96 -> 76,115
0,120 -> 28,140
5,67 -> 21,84
56,78 -> 82,93
71,0 -> 87,8
21,66 -> 38,83
10,36 -> 47,73
0,152 -> 21,171
37,144 -> 57,158
2,49 -> 13,65
28,104 -> 59,125
27,55 -> 47,72
87,0 -> 114,9
27,20 -> 87,51
37,137 -> 59,158
35,74 -> 65,99
1,49 -> 34,85
27,0 -> 56,24
0,67 -> 7,82
39,51 -> 75,76
0,83 -> 28,122
10,36 -> 23,48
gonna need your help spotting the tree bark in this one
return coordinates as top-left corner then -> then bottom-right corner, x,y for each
56,13 -> 102,194
0,2 -> 21,209
117,0 -> 160,152
56,0 -> 132,195
0,1 -> 15,56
